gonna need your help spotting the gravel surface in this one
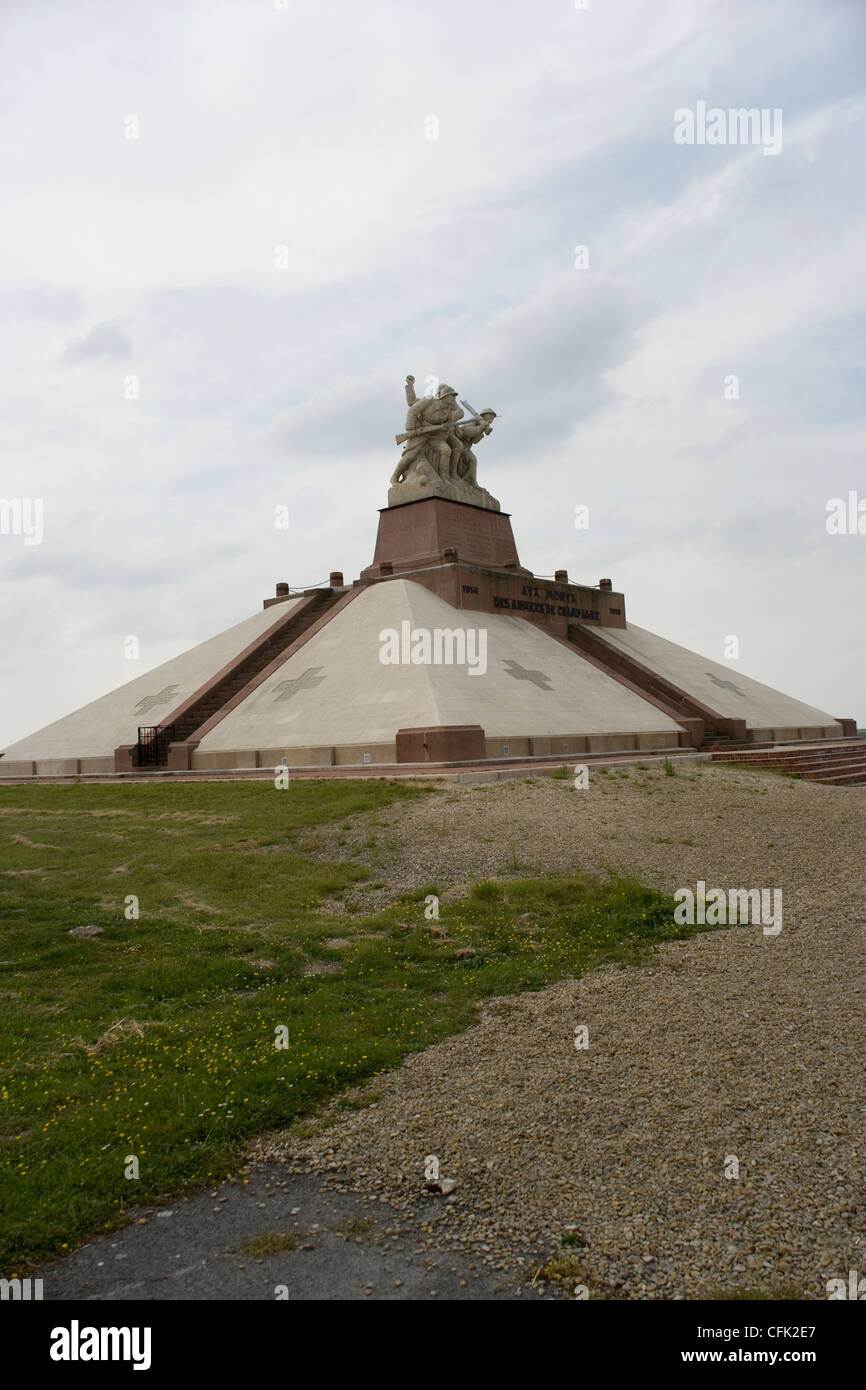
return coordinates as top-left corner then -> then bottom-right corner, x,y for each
255,763 -> 865,1300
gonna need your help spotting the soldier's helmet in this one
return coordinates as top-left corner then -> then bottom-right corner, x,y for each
436,383 -> 458,398
479,409 -> 497,418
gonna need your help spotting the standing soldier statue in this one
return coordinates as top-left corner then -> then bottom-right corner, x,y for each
450,408 -> 497,487
391,381 -> 464,487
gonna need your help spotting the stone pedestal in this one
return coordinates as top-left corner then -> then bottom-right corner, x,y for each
361,496 -> 527,579
387,472 -> 500,512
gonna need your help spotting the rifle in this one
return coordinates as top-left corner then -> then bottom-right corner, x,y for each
395,419 -> 463,446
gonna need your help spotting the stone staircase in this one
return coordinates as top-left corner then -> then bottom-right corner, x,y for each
116,588 -> 350,772
165,589 -> 348,761
702,734 -> 764,752
566,622 -> 746,746
710,740 -> 866,785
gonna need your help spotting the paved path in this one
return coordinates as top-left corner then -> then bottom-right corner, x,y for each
39,1165 -> 529,1301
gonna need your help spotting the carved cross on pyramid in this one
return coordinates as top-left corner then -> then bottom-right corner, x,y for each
502,659 -> 553,691
133,685 -> 180,716
706,673 -> 744,696
272,667 -> 326,703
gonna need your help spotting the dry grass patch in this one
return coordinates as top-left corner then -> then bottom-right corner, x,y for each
236,1231 -> 307,1258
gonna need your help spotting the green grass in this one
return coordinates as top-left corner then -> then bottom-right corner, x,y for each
0,780 -> 710,1271
236,1231 -> 306,1258
529,1254 -> 611,1297
560,1228 -> 587,1248
334,1215 -> 375,1240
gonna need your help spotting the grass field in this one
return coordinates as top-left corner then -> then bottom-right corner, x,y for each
0,779 -> 708,1271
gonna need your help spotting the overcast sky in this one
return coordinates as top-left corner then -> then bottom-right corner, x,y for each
1,0 -> 864,748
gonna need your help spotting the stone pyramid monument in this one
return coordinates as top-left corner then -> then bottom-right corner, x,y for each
1,375 -> 856,778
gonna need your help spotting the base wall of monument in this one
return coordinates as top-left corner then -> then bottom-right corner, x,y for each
173,724 -> 854,776
361,561 -> 626,633
184,726 -> 691,772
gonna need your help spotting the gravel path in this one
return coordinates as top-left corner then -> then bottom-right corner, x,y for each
256,764 -> 865,1299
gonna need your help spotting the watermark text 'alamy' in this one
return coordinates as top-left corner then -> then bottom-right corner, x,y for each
379,622 -> 487,676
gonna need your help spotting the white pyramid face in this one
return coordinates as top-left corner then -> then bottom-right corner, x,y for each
413,588 -> 681,738
195,580 -> 682,757
1,600 -> 304,763
598,623 -> 841,735
197,581 -> 441,753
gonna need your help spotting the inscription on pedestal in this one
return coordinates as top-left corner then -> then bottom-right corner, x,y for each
493,583 -> 600,623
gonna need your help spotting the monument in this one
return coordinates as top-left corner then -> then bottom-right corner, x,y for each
388,376 -> 500,511
0,374 -> 859,779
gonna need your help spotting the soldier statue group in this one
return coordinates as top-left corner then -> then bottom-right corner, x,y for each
390,376 -> 497,495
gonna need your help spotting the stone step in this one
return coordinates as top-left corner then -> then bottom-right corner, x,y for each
817,772 -> 866,785
712,744 -> 861,764
709,740 -> 866,786
783,756 -> 866,771
775,747 -> 866,762
793,762 -> 866,780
